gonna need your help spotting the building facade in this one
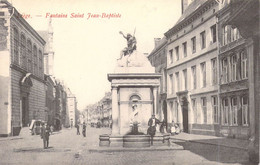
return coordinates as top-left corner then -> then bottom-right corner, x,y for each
217,0 -> 259,162
165,0 -> 219,135
148,37 -> 168,123
217,0 -> 249,139
66,88 -> 77,127
0,1 -> 46,136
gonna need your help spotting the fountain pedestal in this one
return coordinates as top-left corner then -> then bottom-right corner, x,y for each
100,51 -> 168,147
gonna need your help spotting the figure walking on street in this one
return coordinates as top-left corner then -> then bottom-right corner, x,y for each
147,114 -> 161,145
41,123 -> 50,149
76,123 -> 80,135
82,122 -> 86,137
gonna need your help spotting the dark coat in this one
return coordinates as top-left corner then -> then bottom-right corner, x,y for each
147,118 -> 160,136
41,125 -> 50,140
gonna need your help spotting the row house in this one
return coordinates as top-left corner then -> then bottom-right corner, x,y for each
165,0 -> 219,135
66,88 -> 77,127
100,92 -> 112,127
0,1 -> 46,136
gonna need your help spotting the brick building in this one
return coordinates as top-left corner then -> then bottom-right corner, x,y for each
0,1 -> 46,136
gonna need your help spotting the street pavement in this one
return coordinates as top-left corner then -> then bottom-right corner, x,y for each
0,126 -> 257,165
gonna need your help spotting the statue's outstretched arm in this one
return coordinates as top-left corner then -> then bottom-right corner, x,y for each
119,31 -> 127,39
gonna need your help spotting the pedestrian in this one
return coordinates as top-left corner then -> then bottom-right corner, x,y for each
147,114 -> 160,145
82,122 -> 86,137
160,119 -> 167,133
40,123 -> 50,149
50,125 -> 54,134
76,123 -> 80,135
170,120 -> 176,135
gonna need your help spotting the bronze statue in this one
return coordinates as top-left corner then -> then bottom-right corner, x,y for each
118,31 -> 137,60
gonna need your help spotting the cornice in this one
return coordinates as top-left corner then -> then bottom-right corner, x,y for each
165,0 -> 217,39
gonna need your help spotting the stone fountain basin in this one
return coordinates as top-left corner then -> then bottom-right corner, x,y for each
123,135 -> 150,148
99,134 -> 170,148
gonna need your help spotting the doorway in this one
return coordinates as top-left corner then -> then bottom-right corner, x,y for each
182,97 -> 189,133
21,97 -> 29,127
163,100 -> 167,128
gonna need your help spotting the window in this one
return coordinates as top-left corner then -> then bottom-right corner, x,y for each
183,42 -> 187,57
231,97 -> 238,125
242,96 -> 249,126
241,50 -> 248,79
211,58 -> 217,85
210,24 -> 216,43
191,37 -> 196,53
231,27 -> 240,42
20,34 -> 27,69
191,66 -> 196,89
212,96 -> 218,123
201,97 -> 207,124
222,25 -> 228,45
183,69 -> 187,90
27,40 -> 32,73
169,74 -> 173,94
13,27 -> 19,64
222,58 -> 228,83
33,45 -> 38,76
200,62 -> 206,87
39,50 -> 43,77
175,46 -> 179,61
230,54 -> 237,81
169,49 -> 173,64
175,72 -> 179,92
200,31 -> 206,49
192,99 -> 197,123
222,98 -> 229,125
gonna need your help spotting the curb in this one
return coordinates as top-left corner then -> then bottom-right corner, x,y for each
0,137 -> 23,141
171,137 -> 249,151
88,145 -> 184,153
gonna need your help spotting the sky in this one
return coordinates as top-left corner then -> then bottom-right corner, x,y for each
11,0 -> 182,110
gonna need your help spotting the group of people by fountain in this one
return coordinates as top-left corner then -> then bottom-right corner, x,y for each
147,114 -> 180,145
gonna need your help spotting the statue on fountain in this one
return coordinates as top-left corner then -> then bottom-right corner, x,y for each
116,30 -> 153,69
118,31 -> 137,60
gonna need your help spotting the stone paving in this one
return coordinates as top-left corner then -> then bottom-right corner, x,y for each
0,126 -> 256,165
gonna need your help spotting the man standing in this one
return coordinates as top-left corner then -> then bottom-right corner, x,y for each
76,123 -> 80,135
41,123 -> 50,149
82,122 -> 86,137
147,114 -> 161,145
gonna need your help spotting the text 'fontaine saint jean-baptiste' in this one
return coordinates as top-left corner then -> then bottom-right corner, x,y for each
20,12 -> 121,19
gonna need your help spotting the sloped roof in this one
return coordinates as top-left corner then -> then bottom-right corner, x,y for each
149,36 -> 167,56
175,0 -> 207,25
165,0 -> 209,38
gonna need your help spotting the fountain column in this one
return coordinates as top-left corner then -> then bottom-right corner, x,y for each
111,86 -> 119,135
153,87 -> 158,115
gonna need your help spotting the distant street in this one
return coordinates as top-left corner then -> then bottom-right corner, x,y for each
0,127 -> 254,165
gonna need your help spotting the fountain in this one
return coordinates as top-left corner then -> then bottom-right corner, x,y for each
99,31 -> 170,148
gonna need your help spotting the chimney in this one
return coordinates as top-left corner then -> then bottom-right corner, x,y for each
182,0 -> 192,14
154,38 -> 161,48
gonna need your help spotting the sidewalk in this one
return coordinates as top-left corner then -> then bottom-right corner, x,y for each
170,132 -> 250,150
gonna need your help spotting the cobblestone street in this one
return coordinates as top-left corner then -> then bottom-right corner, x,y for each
0,127 -> 255,165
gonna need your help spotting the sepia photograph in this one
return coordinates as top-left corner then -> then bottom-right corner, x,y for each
0,0 -> 259,164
